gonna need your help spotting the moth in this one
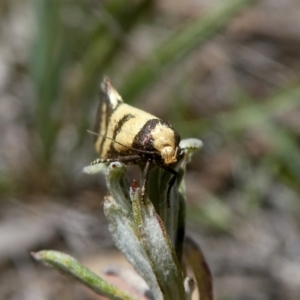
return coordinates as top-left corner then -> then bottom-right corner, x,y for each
91,77 -> 181,203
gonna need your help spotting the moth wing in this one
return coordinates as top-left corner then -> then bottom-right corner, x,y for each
94,77 -> 123,156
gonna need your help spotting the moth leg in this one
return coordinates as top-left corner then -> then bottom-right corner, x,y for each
90,155 -> 141,165
162,166 -> 178,207
141,160 -> 151,204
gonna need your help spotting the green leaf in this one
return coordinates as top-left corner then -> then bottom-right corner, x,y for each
31,250 -> 137,300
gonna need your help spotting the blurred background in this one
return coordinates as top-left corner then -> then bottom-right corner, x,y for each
1,0 -> 300,299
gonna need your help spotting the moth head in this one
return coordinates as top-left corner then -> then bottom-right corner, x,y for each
160,145 -> 178,165
151,123 -> 180,165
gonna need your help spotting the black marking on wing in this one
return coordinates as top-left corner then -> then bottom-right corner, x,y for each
132,119 -> 160,152
113,113 -> 135,140
106,113 -> 135,158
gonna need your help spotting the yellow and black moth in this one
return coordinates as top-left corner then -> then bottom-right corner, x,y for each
91,77 -> 181,203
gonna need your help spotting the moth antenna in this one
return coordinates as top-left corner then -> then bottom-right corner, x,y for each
87,129 -> 101,137
87,130 -> 159,155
